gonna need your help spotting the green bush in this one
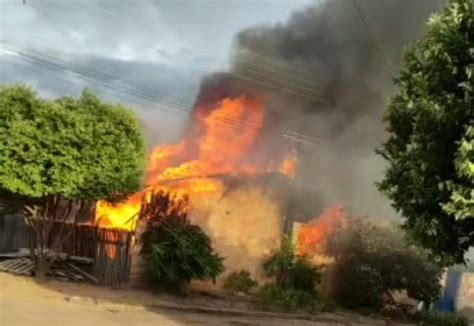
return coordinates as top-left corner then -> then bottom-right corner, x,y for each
255,284 -> 315,313
418,311 -> 469,326
223,270 -> 258,294
140,192 -> 224,286
326,219 -> 442,310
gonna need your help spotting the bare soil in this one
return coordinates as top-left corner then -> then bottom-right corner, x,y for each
0,272 -> 409,325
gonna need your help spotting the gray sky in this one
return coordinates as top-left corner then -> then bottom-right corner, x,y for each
0,0 -> 313,142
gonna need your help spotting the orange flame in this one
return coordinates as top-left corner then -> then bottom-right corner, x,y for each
297,205 -> 347,262
96,96 -> 295,230
278,150 -> 297,178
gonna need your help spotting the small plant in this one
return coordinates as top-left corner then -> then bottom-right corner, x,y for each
417,311 -> 469,326
315,297 -> 337,312
263,237 -> 321,295
223,270 -> 258,294
255,284 -> 315,313
255,236 -> 321,313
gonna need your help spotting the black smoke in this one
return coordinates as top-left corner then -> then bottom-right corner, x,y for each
194,0 -> 447,219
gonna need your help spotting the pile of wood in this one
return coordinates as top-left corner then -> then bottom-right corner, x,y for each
0,250 -> 98,283
0,257 -> 33,276
0,219 -> 135,288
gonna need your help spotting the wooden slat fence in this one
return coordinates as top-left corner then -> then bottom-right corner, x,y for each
0,214 -> 32,252
0,215 -> 134,288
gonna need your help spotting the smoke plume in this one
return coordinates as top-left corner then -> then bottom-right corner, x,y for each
195,0 -> 446,219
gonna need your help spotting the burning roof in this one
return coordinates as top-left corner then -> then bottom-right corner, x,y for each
96,94 -> 296,230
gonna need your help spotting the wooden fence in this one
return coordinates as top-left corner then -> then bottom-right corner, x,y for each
0,214 -> 31,252
0,215 -> 134,288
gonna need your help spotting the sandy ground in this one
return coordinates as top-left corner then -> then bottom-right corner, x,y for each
0,272 -> 391,325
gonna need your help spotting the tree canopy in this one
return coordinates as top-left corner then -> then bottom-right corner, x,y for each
378,0 -> 473,264
0,85 -> 147,203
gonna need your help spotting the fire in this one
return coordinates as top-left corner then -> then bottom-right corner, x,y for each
297,205 -> 347,265
278,150 -> 297,178
96,95 -> 295,230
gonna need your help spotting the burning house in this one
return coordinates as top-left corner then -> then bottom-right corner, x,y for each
94,75 -> 304,282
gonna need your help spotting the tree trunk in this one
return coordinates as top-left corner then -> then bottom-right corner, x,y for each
35,256 -> 50,281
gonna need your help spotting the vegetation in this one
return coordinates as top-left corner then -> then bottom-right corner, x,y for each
417,311 -> 469,326
255,237 -> 321,313
326,219 -> 442,310
140,192 -> 224,288
255,284 -> 315,313
223,270 -> 258,294
0,85 -> 147,277
0,85 -> 146,202
263,236 -> 321,293
377,0 -> 474,264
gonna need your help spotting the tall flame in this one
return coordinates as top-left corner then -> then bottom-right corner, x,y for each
96,95 -> 296,230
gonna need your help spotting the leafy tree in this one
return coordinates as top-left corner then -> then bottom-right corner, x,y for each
140,191 -> 224,288
0,84 -> 147,277
378,0 -> 474,263
326,219 -> 442,310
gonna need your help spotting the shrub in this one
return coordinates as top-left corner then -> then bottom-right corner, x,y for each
140,192 -> 224,287
223,270 -> 258,294
263,236 -> 321,295
256,237 -> 321,313
255,284 -> 315,313
326,219 -> 442,310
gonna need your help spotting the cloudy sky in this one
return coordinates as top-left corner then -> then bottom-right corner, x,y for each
0,0 -> 313,142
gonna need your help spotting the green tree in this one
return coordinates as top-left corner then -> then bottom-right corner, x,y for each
378,0 -> 474,264
0,84 -> 147,277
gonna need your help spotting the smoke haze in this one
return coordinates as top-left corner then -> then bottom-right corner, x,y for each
221,0 -> 448,219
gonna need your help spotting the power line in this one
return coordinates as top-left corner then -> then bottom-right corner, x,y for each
235,52 -> 324,95
231,72 -> 324,104
0,44 -> 322,145
0,58 -> 188,117
1,43 -> 315,133
1,41 -> 327,130
238,50 -> 323,82
234,65 -> 324,101
1,45 -> 264,132
351,0 -> 392,67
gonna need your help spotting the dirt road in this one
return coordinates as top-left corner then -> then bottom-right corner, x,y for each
1,295 -> 330,326
0,273 -> 385,325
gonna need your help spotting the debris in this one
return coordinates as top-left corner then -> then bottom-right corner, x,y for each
0,258 -> 34,275
0,256 -> 97,283
67,263 -> 99,284
67,256 -> 94,265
